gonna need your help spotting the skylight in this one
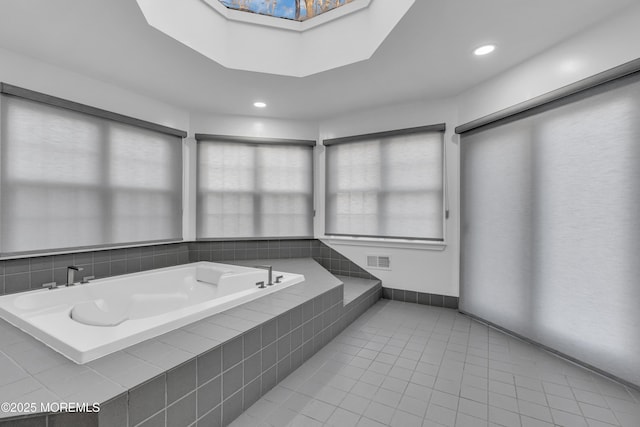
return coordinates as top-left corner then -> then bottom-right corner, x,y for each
218,0 -> 355,21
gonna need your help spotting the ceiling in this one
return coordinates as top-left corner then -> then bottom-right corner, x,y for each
0,0 -> 636,120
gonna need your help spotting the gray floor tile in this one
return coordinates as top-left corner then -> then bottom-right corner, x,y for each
220,300 -> 640,427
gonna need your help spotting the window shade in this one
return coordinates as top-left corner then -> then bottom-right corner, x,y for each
324,127 -> 444,240
0,94 -> 183,256
196,137 -> 314,239
460,71 -> 640,388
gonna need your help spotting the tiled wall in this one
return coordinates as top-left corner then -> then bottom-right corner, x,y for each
188,239 -> 377,281
0,244 -> 190,295
0,239 -> 376,296
381,286 -> 459,309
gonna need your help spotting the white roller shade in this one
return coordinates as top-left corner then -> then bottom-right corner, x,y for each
460,72 -> 640,388
325,129 -> 444,240
0,95 -> 183,255
197,139 -> 314,239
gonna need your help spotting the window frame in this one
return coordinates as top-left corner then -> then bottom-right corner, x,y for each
194,133 -> 316,240
322,124 -> 447,244
0,83 -> 186,258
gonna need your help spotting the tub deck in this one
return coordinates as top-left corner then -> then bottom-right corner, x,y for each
0,258 -> 381,426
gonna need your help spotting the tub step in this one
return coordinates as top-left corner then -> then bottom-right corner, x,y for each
335,275 -> 381,307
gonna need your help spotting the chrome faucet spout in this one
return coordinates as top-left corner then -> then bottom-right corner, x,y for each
67,265 -> 84,286
254,265 -> 273,286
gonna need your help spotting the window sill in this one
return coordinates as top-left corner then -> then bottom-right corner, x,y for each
320,236 -> 447,251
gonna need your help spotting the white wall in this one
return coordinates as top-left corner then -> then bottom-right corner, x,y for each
457,3 -> 640,124
317,99 -> 460,297
0,46 -> 194,241
0,47 -> 189,130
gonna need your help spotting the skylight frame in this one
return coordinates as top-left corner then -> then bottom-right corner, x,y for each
202,0 -> 370,32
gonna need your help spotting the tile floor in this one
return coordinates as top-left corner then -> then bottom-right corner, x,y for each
230,300 -> 640,427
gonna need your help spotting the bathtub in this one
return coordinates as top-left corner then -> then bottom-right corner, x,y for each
0,262 -> 304,363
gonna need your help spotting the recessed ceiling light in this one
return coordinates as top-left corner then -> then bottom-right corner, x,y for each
253,101 -> 267,108
474,45 -> 495,56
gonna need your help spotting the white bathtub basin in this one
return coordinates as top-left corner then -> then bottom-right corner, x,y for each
0,262 -> 304,363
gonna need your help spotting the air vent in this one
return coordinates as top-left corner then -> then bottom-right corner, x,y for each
366,255 -> 391,270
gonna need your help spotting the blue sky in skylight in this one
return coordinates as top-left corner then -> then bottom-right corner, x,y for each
219,0 -> 354,21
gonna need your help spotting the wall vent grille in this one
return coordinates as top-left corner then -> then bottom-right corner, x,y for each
366,255 -> 391,270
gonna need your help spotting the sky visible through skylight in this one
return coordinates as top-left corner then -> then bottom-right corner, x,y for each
219,0 -> 354,21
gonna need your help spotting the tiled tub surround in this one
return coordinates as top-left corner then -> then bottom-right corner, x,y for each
382,287 -> 459,310
0,239 -> 376,297
0,258 -> 381,426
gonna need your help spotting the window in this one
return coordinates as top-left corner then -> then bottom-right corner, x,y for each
459,66 -> 640,388
218,0 -> 355,22
0,84 -> 185,256
324,125 -> 445,240
196,135 -> 315,239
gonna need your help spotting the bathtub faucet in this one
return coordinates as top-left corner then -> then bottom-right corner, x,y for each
254,265 -> 273,286
67,266 -> 84,286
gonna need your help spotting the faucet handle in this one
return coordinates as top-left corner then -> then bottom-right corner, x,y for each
275,275 -> 284,284
80,276 -> 95,284
42,282 -> 58,290
256,281 -> 266,289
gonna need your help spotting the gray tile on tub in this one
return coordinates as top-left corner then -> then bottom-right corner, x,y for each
187,321 -> 239,342
98,393 -> 128,427
0,352 -> 29,387
48,411 -> 98,427
28,270 -> 53,290
93,262 -> 110,279
0,377 -> 42,403
157,329 -> 221,356
243,327 -> 261,358
126,258 -> 142,274
262,365 -> 278,395
140,256 -> 154,271
73,252 -> 93,266
128,374 -> 166,427
262,319 -> 277,347
110,260 -> 126,276
223,363 -> 244,400
277,334 -> 291,361
0,415 -> 48,427
197,376 -> 221,418
198,407 -> 221,427
244,352 -> 262,386
4,273 -> 30,294
277,312 -> 291,338
223,336 -> 244,371
222,390 -> 244,426
28,256 -> 52,272
243,377 -> 262,411
262,342 -> 277,371
125,339 -> 193,371
136,410 -> 165,427
7,340 -> 73,376
198,347 -> 222,386
209,313 -> 258,333
88,351 -> 163,389
109,249 -> 127,261
167,391 -> 196,427
4,258 -> 30,275
167,359 -> 197,405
